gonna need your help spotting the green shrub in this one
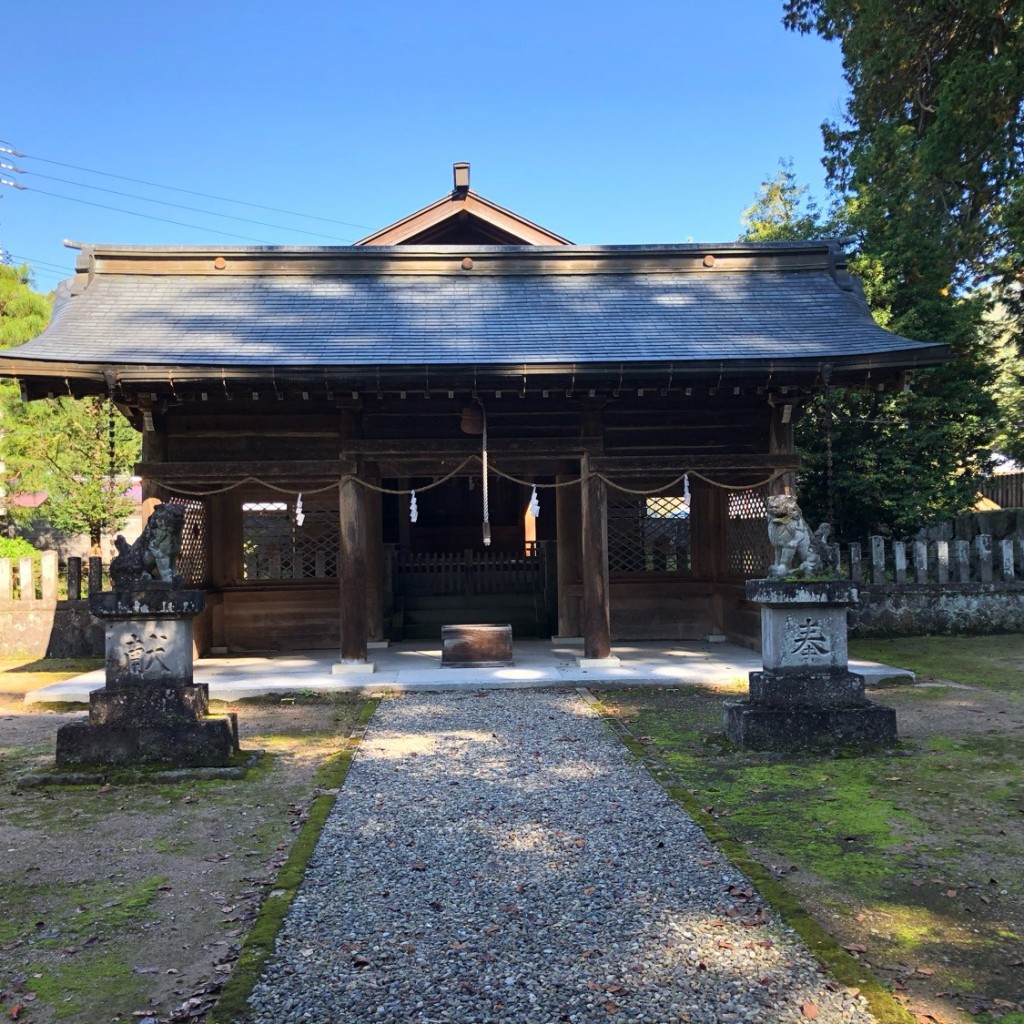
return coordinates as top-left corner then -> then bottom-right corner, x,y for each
0,536 -> 40,560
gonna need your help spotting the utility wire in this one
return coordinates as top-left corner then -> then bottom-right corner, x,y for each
7,253 -> 74,275
1,144 -> 370,230
19,171 -> 355,242
7,184 -> 276,243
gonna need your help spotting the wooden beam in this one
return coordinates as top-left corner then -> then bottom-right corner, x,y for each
581,453 -> 612,660
590,454 -> 800,474
338,477 -> 368,663
340,437 -> 602,457
136,460 -> 357,481
555,474 -> 582,638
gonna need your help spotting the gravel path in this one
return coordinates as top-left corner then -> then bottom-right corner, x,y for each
244,690 -> 874,1024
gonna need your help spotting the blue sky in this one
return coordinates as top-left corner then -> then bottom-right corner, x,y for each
1,1 -> 846,291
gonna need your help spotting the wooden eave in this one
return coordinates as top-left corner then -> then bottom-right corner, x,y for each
354,190 -> 571,246
6,352 -> 937,403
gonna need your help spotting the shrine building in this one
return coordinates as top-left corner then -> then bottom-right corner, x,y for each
1,164 -> 947,667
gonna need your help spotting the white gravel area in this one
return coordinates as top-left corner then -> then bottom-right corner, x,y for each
243,690 -> 874,1024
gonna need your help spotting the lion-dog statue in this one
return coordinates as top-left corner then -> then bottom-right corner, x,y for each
109,502 -> 185,589
766,494 -> 835,579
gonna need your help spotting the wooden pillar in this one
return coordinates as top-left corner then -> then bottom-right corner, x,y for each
580,453 -> 611,660
555,473 -> 582,637
364,465 -> 385,642
338,474 -> 368,663
769,400 -> 796,496
703,483 -> 729,636
140,409 -> 169,526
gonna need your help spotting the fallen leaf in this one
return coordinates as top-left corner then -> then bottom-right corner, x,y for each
718,940 -> 735,950
916,966 -> 934,976
844,943 -> 868,955
8,1007 -> 24,1021
801,1003 -> 819,1019
943,889 -> 958,898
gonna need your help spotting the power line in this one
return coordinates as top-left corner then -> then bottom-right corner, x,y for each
7,253 -> 75,275
7,185 -> 277,243
20,171 -> 355,242
1,144 -> 370,231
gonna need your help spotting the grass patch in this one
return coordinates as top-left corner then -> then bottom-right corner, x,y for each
206,697 -> 379,1024
850,636 -> 1024,697
20,953 -> 144,1019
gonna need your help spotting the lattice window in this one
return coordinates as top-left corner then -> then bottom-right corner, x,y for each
242,502 -> 338,581
727,487 -> 771,576
166,497 -> 208,585
608,492 -> 691,575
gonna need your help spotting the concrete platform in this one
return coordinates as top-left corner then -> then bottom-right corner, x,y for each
23,640 -> 914,704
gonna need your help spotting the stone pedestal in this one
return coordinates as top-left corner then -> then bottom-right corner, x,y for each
724,579 -> 896,751
56,589 -> 238,768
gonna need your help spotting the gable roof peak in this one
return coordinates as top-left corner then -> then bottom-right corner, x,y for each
356,164 -> 571,247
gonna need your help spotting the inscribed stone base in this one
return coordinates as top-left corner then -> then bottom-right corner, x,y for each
747,670 -> 865,710
56,715 -> 238,768
722,700 -> 896,752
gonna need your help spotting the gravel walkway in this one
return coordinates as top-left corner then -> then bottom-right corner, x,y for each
244,690 -> 874,1023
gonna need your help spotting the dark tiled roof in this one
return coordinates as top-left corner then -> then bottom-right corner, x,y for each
4,247 -> 944,371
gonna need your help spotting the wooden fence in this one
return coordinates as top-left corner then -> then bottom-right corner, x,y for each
977,473 -> 1024,510
393,544 -> 546,597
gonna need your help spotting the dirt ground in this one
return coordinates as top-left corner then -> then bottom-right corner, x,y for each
2,661 -> 1022,1024
0,667 -> 369,1024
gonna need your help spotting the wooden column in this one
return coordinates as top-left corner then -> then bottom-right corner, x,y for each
140,409 -> 170,526
580,453 -> 612,660
338,474 -> 369,663
703,483 -> 729,637
768,399 -> 797,496
555,474 -> 582,637
364,465 -> 385,643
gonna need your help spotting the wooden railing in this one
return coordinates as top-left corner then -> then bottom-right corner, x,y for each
393,544 -> 546,596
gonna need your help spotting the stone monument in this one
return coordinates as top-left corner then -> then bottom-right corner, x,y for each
56,503 -> 238,767
723,498 -> 896,751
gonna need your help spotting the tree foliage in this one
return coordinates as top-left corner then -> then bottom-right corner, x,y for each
740,161 -> 830,242
752,1 -> 1024,538
0,265 -> 140,547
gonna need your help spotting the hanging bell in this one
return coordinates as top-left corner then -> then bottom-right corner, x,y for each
460,405 -> 484,435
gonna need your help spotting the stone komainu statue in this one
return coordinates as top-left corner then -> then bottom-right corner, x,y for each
109,502 -> 186,590
765,494 -> 837,579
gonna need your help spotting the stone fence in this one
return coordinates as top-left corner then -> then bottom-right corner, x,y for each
0,554 -> 105,658
839,536 -> 1024,637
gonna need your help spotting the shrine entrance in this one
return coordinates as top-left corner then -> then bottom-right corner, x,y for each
383,475 -> 556,638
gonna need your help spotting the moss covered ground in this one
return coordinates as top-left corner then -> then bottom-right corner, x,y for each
600,639 -> 1024,1024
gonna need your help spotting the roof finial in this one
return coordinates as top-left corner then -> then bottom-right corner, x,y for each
453,162 -> 470,194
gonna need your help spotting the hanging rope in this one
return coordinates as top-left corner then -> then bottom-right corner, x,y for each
106,380 -> 117,536
141,458 -> 784,498
820,363 -> 836,526
478,398 -> 491,546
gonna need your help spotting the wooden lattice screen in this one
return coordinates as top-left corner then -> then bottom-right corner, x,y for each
165,497 -> 209,585
608,493 -> 691,575
726,488 -> 771,576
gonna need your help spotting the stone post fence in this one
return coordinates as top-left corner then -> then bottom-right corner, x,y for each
836,535 -> 1024,636
0,554 -> 105,658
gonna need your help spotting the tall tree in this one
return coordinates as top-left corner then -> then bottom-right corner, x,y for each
0,265 -> 140,548
765,1 -> 1023,538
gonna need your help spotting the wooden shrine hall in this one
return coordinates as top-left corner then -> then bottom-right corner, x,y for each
2,164 -> 947,668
